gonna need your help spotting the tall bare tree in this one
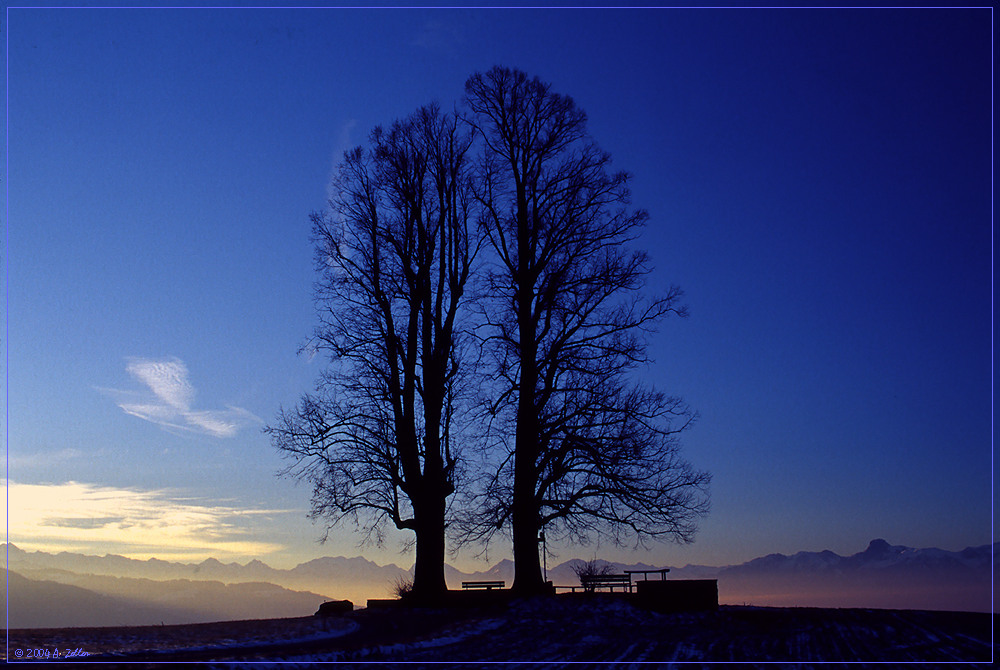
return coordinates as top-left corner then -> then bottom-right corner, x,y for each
267,104 -> 478,601
463,66 -> 710,594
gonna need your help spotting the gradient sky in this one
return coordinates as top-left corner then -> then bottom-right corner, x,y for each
3,4 -> 993,572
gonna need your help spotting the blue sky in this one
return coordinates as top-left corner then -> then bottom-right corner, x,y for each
3,4 -> 993,571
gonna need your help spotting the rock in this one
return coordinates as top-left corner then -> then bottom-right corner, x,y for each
315,599 -> 353,617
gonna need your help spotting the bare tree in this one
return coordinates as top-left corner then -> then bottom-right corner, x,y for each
572,559 -> 614,592
266,104 -> 478,601
462,66 -> 710,595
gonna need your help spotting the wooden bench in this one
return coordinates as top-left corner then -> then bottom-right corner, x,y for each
580,574 -> 632,592
461,580 -> 505,590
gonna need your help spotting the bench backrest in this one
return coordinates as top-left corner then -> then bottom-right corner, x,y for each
580,574 -> 630,584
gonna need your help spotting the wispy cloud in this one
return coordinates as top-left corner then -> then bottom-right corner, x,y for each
104,357 -> 261,438
127,357 -> 194,412
3,480 -> 292,562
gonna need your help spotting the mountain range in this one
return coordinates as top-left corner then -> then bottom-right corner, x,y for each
6,570 -> 332,629
6,539 -> 995,628
684,539 -> 995,613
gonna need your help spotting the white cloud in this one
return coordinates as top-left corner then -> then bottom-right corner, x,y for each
184,410 -> 239,437
105,357 -> 261,438
3,480 -> 292,562
127,357 -> 194,411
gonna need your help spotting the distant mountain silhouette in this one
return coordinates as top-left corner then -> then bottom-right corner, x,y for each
6,570 -> 332,628
5,543 -> 409,606
5,538 -> 994,627
7,571 -> 205,629
700,538 -> 995,577
667,539 -> 996,612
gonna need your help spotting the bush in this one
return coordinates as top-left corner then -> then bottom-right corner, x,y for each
392,574 -> 414,599
573,559 -> 614,592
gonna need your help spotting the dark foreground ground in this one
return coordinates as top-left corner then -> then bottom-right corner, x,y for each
6,596 -> 994,667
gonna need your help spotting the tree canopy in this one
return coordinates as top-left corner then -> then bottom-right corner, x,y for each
267,104 -> 479,600
270,66 -> 710,600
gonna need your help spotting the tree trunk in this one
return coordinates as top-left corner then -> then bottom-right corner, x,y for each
511,389 -> 544,594
409,493 -> 449,604
511,281 -> 545,595
511,492 -> 544,594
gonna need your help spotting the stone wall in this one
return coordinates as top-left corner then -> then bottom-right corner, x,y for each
634,579 -> 718,612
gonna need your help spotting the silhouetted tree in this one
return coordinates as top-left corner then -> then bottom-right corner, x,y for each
461,66 -> 710,595
267,104 -> 479,601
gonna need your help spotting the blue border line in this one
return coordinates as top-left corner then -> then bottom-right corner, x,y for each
0,5 -> 996,9
5,3 -> 10,658
991,5 -> 996,660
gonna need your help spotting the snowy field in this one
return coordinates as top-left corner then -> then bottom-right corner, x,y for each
7,596 -> 994,667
